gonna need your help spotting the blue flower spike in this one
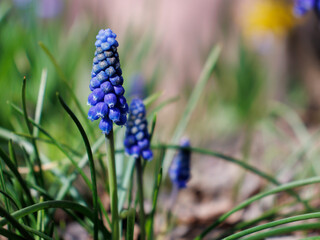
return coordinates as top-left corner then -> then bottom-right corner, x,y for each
169,138 -> 191,189
87,29 -> 128,134
124,99 -> 153,161
294,0 -> 320,17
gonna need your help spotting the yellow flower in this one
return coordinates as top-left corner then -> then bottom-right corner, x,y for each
242,0 -> 297,38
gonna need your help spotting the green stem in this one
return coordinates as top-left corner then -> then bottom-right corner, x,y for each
243,222 -> 320,240
22,77 -> 44,188
224,212 -> 320,240
136,157 -> 146,240
105,130 -> 119,240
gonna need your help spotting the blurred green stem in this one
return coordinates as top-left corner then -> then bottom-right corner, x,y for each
232,124 -> 254,202
136,157 -> 146,240
105,130 -> 119,240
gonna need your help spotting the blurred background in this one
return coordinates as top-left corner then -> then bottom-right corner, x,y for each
2,0 -> 320,238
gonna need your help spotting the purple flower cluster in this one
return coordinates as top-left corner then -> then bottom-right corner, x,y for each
88,29 -> 128,134
124,99 -> 153,160
169,139 -> 191,189
294,0 -> 320,16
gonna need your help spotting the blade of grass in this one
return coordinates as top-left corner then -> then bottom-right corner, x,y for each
22,77 -> 44,187
194,176 -> 320,239
22,225 -> 53,240
35,197 -> 44,240
155,144 -> 310,210
0,227 -> 28,240
0,158 -> 11,214
0,200 -> 94,226
33,68 -> 48,138
57,94 -> 99,240
0,147 -> 34,205
0,190 -> 20,210
0,205 -> 33,239
10,100 -> 93,192
147,164 -> 163,240
162,45 -> 221,177
243,222 -> 320,240
224,213 -> 320,240
38,42 -> 92,134
148,96 -> 179,118
126,208 -> 135,240
143,91 -> 163,107
118,157 -> 135,210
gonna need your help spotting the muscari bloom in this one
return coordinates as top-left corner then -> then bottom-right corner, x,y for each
124,99 -> 153,160
294,0 -> 320,16
88,29 -> 128,134
169,139 -> 191,189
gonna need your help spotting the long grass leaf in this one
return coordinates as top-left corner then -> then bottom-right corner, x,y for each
126,208 -> 135,240
162,45 -> 221,177
155,144 -> 309,210
0,200 -> 94,226
33,68 -> 48,137
0,205 -> 33,239
224,212 -> 320,240
243,222 -> 320,240
22,77 -> 44,187
143,92 -> 162,107
0,147 -> 34,205
0,227 -> 28,240
57,94 -> 99,240
195,176 -> 320,239
10,100 -> 93,191
148,96 -> 179,118
38,42 -> 91,133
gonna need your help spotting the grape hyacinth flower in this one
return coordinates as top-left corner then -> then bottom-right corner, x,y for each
87,29 -> 128,134
124,99 -> 153,160
169,138 -> 191,189
294,0 -> 320,16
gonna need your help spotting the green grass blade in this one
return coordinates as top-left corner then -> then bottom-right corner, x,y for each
126,208 -> 136,240
148,96 -> 179,118
0,200 -> 94,226
10,100 -> 93,191
149,115 -> 157,142
0,190 -> 20,210
23,225 -> 53,240
143,91 -> 162,107
8,139 -> 18,166
0,227 -> 28,240
56,134 -> 105,200
38,42 -> 91,133
0,147 -> 34,205
0,200 -> 112,239
162,44 -> 221,177
147,166 -> 163,240
0,205 -> 33,239
155,144 -> 309,209
33,68 -> 48,137
195,176 -> 320,239
224,213 -> 320,240
243,222 -> 320,240
118,156 -> 135,210
35,197 -> 44,240
22,77 -> 44,187
57,94 -> 99,240
0,158 -> 11,214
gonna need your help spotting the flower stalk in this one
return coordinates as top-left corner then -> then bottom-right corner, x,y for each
105,130 -> 119,240
135,157 -> 146,240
